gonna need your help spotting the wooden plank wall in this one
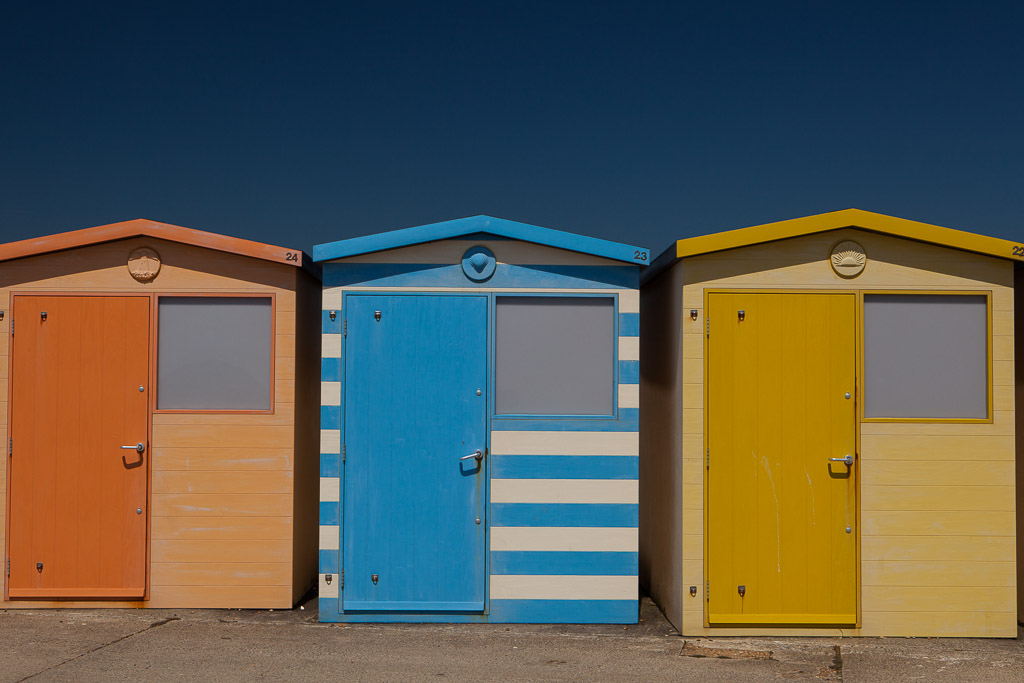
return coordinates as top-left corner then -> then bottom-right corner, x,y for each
1016,267 -> 1024,623
638,258 -> 685,628
0,236 -> 307,608
291,268 -> 321,604
671,228 -> 1016,637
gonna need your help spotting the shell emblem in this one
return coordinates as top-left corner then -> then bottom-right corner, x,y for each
468,252 -> 489,271
829,241 -> 866,278
461,246 -> 496,281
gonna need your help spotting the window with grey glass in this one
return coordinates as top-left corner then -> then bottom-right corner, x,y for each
495,296 -> 615,416
863,294 -> 988,419
158,297 -> 273,410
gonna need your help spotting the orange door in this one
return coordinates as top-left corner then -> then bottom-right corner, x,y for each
7,296 -> 149,599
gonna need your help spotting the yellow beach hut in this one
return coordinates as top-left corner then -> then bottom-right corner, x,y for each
640,209 -> 1020,637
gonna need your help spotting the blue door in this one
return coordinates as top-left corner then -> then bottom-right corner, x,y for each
342,294 -> 488,612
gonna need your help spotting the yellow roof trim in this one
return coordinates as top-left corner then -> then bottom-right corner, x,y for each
675,209 -> 1023,262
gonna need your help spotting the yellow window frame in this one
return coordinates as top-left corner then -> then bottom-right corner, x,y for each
858,289 -> 993,424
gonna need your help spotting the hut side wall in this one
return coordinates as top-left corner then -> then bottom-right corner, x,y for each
318,238 -> 640,622
675,228 -> 1016,637
0,236 -> 308,608
1016,267 -> 1024,623
291,268 -> 322,605
638,260 -> 685,628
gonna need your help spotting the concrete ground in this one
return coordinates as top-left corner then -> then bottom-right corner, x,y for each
2,597 -> 1023,682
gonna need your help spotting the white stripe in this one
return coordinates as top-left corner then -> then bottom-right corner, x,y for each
319,525 -> 339,550
320,430 -> 340,454
618,384 -> 639,409
322,334 -> 342,358
618,290 -> 639,314
618,336 -> 639,361
321,381 -> 341,406
491,479 -> 638,504
319,573 -> 339,598
491,526 -> 638,552
323,288 -> 636,312
491,431 -> 638,456
490,575 -> 636,600
319,477 -> 340,502
323,288 -> 343,309
331,286 -> 635,296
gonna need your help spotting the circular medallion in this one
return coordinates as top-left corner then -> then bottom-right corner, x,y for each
127,247 -> 162,282
461,246 -> 496,282
830,240 -> 866,278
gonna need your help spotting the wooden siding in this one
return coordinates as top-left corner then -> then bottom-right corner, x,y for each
0,236 -> 310,609
663,227 -> 1016,637
1016,267 -> 1024,621
291,269 -> 321,604
638,256 -> 686,629
318,238 -> 640,623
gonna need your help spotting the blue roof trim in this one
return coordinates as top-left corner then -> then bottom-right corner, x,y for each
312,215 -> 649,264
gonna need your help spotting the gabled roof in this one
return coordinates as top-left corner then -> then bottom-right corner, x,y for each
313,215 -> 649,264
674,209 -> 1021,261
0,219 -> 317,275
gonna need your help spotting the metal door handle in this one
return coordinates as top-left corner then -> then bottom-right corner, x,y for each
460,450 -> 483,462
829,455 -> 853,466
121,443 -> 145,454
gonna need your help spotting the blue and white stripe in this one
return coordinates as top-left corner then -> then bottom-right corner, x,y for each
319,300 -> 343,600
487,304 -> 639,622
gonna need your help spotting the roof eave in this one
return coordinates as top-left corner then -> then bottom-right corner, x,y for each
0,219 -> 320,279
674,209 -> 1023,263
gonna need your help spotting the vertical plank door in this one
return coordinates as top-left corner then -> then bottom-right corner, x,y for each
8,296 -> 149,598
706,292 -> 857,625
342,294 -> 487,612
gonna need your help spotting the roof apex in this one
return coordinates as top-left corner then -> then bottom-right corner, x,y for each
313,215 -> 649,264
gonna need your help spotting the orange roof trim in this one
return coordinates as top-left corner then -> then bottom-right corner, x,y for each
675,209 -> 1024,263
0,219 -> 317,275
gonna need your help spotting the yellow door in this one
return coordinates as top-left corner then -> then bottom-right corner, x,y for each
706,292 -> 857,625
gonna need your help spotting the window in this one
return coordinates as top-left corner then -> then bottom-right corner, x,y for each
157,296 -> 273,410
863,294 -> 988,419
495,296 -> 615,416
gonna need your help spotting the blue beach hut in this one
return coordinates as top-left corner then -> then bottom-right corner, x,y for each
314,216 -> 647,623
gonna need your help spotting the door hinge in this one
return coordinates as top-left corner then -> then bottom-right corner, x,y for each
339,569 -> 344,589
9,318 -> 12,336
8,437 -> 11,456
706,580 -> 709,600
342,443 -> 346,463
343,319 -> 347,337
6,557 -> 9,577
706,448 -> 709,467
705,316 -> 709,337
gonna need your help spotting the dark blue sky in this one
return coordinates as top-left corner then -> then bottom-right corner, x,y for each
2,1 -> 1021,257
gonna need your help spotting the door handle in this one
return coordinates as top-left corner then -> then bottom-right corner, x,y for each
829,455 -> 853,466
121,443 -> 145,454
460,450 -> 483,462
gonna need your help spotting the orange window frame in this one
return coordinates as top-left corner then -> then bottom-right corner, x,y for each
152,292 -> 277,415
